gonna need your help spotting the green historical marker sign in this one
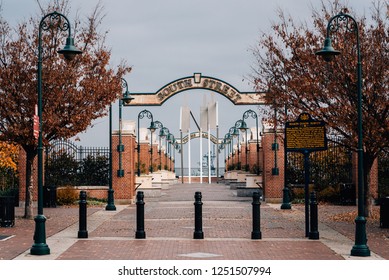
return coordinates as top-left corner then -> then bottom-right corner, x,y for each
285,112 -> 327,152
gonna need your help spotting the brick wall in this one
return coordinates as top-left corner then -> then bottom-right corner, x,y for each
352,153 -> 379,199
262,131 -> 284,202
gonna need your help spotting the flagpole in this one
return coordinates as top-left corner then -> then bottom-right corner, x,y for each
216,102 -> 219,180
216,125 -> 219,180
200,128 -> 203,184
179,107 -> 183,182
188,128 -> 191,184
208,124 -> 211,184
180,130 -> 184,183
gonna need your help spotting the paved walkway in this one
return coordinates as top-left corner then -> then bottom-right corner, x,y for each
1,182 -> 388,260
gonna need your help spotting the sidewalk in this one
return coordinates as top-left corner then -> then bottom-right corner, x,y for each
1,182 -> 388,260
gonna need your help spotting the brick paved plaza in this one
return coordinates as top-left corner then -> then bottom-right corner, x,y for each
1,182 -> 388,260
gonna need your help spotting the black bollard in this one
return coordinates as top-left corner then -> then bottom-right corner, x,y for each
193,191 -> 204,239
280,185 -> 292,210
309,191 -> 319,240
135,191 -> 146,239
78,191 -> 88,238
251,191 -> 262,239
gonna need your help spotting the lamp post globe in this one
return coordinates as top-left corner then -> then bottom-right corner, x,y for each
315,37 -> 340,62
57,37 -> 82,61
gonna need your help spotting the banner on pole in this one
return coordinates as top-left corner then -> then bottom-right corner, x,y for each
180,106 -> 191,132
200,106 -> 208,131
208,101 -> 217,130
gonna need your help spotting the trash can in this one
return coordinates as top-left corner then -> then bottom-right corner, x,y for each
380,197 -> 389,228
340,183 -> 356,205
43,186 -> 50,207
43,185 -> 57,208
0,196 -> 15,227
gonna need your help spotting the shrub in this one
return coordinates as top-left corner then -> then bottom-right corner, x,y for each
318,186 -> 340,203
78,155 -> 109,185
56,186 -> 78,205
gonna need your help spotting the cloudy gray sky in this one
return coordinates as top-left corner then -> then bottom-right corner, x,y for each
2,0 -> 368,169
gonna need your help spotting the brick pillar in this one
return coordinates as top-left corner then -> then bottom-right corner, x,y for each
370,158 -> 378,199
241,142 -> 248,170
138,142 -> 150,174
352,153 -> 379,200
262,123 -> 284,202
151,143 -> 159,172
160,147 -> 167,170
112,120 -> 136,203
247,140 -> 263,174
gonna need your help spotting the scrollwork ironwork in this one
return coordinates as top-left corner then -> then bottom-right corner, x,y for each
153,121 -> 164,129
138,109 -> 153,120
40,11 -> 70,33
242,109 -> 258,120
121,78 -> 128,91
327,12 -> 358,36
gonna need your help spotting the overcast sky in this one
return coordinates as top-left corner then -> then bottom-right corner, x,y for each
2,0 -> 368,169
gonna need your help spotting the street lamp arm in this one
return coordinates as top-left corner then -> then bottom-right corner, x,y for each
326,12 -> 361,61
39,11 -> 72,36
153,121 -> 164,130
234,119 -> 243,128
40,11 -> 82,61
327,12 -> 359,37
242,109 -> 258,121
138,109 -> 154,121
121,78 -> 129,93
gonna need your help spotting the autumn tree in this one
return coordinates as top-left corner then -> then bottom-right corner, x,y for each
0,0 -> 131,218
251,0 -> 388,214
0,141 -> 18,172
0,141 -> 19,192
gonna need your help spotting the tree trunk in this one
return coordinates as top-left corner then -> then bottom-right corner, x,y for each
23,148 -> 36,219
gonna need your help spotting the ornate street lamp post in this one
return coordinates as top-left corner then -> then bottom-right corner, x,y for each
106,105 -> 116,211
148,121 -> 158,173
223,133 -> 231,170
153,121 -> 164,170
316,11 -> 370,257
167,133 -> 175,171
117,78 -> 134,177
242,109 -> 260,175
137,110 -> 154,176
31,11 -> 82,256
234,119 -> 246,170
159,127 -> 170,170
237,119 -> 249,170
229,126 -> 239,167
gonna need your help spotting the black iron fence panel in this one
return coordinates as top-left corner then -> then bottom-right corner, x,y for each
286,136 -> 353,201
45,139 -> 109,187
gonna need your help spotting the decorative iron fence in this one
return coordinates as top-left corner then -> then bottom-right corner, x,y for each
286,136 -> 353,202
45,139 -> 109,187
